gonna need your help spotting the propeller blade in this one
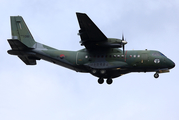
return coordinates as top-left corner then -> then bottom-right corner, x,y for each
122,34 -> 124,41
122,33 -> 125,55
123,44 -> 125,55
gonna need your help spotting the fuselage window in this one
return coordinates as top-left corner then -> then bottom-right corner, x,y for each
121,55 -> 124,58
130,55 -> 132,58
134,55 -> 136,58
154,59 -> 160,63
85,55 -> 88,58
117,55 -> 120,58
138,55 -> 140,58
113,55 -> 116,58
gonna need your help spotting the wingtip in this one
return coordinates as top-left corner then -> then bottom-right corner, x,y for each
76,12 -> 86,15
10,15 -> 22,18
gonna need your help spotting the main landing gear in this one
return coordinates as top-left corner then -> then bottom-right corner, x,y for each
106,78 -> 113,84
154,72 -> 159,78
98,78 -> 104,84
98,78 -> 113,85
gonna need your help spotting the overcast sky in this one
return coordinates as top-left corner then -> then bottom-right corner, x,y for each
0,0 -> 179,120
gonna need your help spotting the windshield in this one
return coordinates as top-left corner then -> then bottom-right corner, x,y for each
159,52 -> 166,57
152,52 -> 166,57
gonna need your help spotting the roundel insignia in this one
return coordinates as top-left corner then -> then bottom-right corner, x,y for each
60,54 -> 65,59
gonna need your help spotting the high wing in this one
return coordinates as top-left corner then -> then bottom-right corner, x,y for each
76,12 -> 108,49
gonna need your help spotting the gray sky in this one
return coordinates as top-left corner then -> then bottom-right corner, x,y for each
0,0 -> 179,120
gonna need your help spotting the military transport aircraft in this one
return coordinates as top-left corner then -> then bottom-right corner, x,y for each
7,13 -> 175,84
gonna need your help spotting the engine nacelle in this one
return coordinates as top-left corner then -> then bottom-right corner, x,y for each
107,38 -> 123,47
79,38 -> 127,49
95,38 -> 127,48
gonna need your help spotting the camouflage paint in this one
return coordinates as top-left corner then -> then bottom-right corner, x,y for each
7,15 -> 175,83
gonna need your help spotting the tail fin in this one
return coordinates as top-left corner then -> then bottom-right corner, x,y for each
10,16 -> 36,48
8,16 -> 39,65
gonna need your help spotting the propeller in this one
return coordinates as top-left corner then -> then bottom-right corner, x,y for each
121,34 -> 127,55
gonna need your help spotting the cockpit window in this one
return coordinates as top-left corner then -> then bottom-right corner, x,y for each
159,52 -> 166,57
152,52 -> 166,57
152,52 -> 161,56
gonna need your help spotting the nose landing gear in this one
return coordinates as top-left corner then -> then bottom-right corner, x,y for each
154,72 -> 159,78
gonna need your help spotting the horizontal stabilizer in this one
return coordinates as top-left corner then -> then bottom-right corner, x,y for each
18,55 -> 36,65
7,39 -> 39,65
8,39 -> 29,50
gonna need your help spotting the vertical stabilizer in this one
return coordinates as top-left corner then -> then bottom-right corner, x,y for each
10,16 -> 36,48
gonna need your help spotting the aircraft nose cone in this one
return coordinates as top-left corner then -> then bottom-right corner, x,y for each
169,60 -> 175,69
172,62 -> 175,68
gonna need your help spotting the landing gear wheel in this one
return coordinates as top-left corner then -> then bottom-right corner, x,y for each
98,78 -> 104,84
154,73 -> 159,78
106,78 -> 113,85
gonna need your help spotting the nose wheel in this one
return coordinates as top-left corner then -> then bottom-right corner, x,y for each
154,73 -> 159,78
